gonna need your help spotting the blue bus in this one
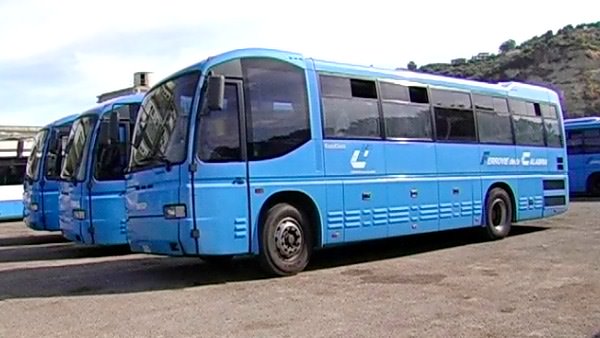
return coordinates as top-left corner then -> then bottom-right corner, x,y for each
0,137 -> 32,220
23,114 -> 78,230
564,117 -> 600,195
59,94 -> 142,245
125,48 -> 568,276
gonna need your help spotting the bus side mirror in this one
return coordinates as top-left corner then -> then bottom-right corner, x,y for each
206,75 -> 225,111
109,110 -> 119,144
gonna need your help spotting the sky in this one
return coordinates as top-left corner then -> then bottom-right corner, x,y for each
0,0 -> 597,126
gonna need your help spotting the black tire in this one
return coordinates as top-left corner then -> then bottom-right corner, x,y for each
483,188 -> 512,240
258,203 -> 312,276
587,174 -> 600,196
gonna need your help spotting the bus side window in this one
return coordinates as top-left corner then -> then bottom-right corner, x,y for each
320,75 -> 380,139
242,58 -> 310,160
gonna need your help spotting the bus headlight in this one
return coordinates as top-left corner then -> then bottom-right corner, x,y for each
163,204 -> 186,219
30,203 -> 39,212
73,209 -> 86,220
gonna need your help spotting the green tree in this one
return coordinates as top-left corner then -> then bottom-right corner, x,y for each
407,61 -> 417,71
499,39 -> 517,53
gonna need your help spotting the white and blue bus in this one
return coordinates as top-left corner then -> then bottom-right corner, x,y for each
0,137 -> 32,220
125,48 -> 568,276
564,117 -> 600,195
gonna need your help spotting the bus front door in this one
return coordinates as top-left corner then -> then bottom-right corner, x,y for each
189,80 -> 250,256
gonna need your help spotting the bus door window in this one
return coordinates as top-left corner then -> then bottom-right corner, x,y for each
198,83 -> 241,162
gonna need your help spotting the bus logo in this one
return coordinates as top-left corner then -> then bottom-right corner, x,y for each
351,149 -> 369,169
481,151 -> 548,167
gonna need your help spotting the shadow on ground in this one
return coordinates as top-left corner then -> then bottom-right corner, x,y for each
0,225 -> 548,300
570,195 -> 600,202
0,233 -> 69,247
0,242 -> 132,263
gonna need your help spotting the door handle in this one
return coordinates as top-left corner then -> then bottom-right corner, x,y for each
232,177 -> 245,185
410,189 -> 418,198
452,187 -> 460,195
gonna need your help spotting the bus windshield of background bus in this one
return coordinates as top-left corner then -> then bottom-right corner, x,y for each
45,125 -> 72,180
25,129 -> 48,181
128,72 -> 199,172
61,116 -> 98,181
94,103 -> 140,181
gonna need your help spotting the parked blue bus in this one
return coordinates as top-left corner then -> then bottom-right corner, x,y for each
23,114 -> 78,230
564,117 -> 600,195
125,48 -> 568,276
0,137 -> 32,220
59,94 -> 142,245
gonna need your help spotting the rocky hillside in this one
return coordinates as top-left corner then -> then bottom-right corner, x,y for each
418,22 -> 600,118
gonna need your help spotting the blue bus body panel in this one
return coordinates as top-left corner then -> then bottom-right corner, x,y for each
567,154 -> 600,193
188,159 -> 249,255
436,143 -> 481,230
59,181 -> 80,241
0,200 -> 23,220
23,181 -> 44,229
564,117 -> 600,194
126,166 -> 182,254
385,141 -> 439,236
42,180 -> 62,230
248,141 -> 325,254
84,180 -> 128,245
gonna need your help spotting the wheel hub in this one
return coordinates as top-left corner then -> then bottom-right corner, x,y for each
274,217 -> 303,260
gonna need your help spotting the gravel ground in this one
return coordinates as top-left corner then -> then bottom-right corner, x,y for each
0,201 -> 598,338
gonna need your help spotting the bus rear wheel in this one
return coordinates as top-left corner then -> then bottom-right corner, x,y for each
588,174 -> 600,196
259,203 -> 312,276
483,188 -> 512,240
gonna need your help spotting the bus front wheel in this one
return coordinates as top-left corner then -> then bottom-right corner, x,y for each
483,188 -> 512,240
259,203 -> 312,276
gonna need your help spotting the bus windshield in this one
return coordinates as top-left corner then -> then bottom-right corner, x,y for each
93,103 -> 140,181
44,125 -> 72,180
61,116 -> 98,181
128,72 -> 199,172
25,129 -> 48,181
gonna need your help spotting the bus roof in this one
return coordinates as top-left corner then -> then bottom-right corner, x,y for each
77,93 -> 145,119
45,114 -> 79,129
564,117 -> 600,129
158,47 -> 560,105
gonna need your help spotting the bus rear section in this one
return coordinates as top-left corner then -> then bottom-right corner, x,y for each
125,48 -> 569,276
59,95 -> 142,245
23,115 -> 76,231
565,117 -> 600,195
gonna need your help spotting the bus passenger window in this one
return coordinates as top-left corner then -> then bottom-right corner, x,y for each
320,75 -> 380,139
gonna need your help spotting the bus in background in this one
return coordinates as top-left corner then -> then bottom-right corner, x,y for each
59,94 -> 142,245
23,114 -> 78,230
0,137 -> 33,220
125,48 -> 568,276
564,117 -> 600,195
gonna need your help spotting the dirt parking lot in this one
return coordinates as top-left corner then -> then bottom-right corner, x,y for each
0,201 -> 598,337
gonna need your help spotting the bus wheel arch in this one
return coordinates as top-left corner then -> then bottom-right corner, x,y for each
586,172 -> 600,196
256,190 -> 322,276
483,183 -> 516,240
